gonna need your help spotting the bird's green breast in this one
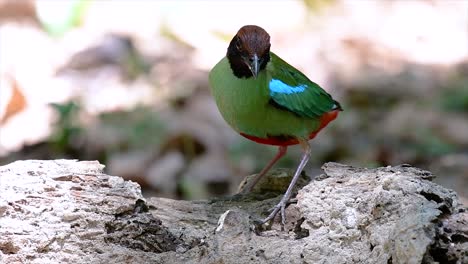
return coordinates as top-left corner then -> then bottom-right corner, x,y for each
209,57 -> 321,140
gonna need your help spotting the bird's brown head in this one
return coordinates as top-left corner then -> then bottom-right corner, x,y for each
227,25 -> 271,79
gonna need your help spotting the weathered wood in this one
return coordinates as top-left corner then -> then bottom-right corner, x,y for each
0,160 -> 466,264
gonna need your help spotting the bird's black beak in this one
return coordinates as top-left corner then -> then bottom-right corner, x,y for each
248,54 -> 259,79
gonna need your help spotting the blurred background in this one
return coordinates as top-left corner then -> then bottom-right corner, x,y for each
0,0 -> 467,204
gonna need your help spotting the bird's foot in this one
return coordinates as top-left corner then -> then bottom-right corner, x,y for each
260,197 -> 299,229
262,199 -> 287,227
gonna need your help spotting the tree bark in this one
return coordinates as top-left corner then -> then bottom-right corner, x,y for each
0,160 -> 466,264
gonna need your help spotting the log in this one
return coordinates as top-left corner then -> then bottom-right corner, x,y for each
0,160 -> 466,264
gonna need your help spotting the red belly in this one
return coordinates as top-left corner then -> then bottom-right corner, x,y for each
239,110 -> 340,146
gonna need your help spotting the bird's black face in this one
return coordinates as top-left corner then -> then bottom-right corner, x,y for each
227,25 -> 271,79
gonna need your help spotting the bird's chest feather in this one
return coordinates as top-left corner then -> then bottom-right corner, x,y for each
218,78 -> 271,132
210,59 -> 270,131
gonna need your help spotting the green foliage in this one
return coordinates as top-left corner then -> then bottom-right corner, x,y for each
98,106 -> 166,151
414,128 -> 456,157
440,82 -> 468,112
49,101 -> 82,152
49,103 -> 166,160
160,23 -> 194,49
302,0 -> 337,13
178,178 -> 205,200
211,30 -> 233,42
37,0 -> 90,37
123,49 -> 151,80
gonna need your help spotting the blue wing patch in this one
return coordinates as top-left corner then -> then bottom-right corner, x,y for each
266,53 -> 339,118
269,79 -> 306,95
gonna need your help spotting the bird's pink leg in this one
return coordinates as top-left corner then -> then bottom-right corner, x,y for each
262,139 -> 311,226
242,145 -> 288,193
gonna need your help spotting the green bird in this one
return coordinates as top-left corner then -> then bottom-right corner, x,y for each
209,25 -> 342,225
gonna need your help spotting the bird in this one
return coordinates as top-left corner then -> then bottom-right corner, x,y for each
209,25 -> 342,226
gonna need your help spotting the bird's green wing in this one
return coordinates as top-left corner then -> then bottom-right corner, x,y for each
267,53 -> 339,118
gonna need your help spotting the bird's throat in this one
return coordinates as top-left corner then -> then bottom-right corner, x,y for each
227,56 -> 254,79
226,44 -> 270,79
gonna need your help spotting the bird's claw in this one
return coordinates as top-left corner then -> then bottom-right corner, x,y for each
261,196 -> 299,227
262,200 -> 287,227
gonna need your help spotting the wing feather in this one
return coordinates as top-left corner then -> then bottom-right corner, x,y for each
267,53 -> 338,118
